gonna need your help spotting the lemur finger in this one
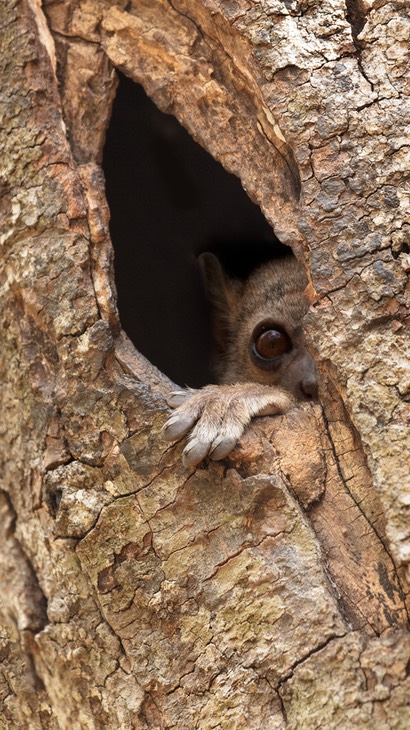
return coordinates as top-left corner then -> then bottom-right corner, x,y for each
209,436 -> 239,461
167,390 -> 196,408
182,438 -> 211,468
161,412 -> 197,441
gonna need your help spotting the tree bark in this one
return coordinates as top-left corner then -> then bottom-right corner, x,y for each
0,1 -> 409,728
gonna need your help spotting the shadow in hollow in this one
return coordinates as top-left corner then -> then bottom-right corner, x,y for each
103,73 -> 288,387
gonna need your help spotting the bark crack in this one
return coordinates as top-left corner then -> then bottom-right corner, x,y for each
321,406 -> 380,545
345,0 -> 367,49
167,0 -> 204,41
200,530 -> 293,585
257,119 -> 301,199
320,405 -> 410,625
344,0 -> 375,92
276,631 -> 346,692
0,491 -> 48,635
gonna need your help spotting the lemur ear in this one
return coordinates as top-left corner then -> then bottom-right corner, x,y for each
199,253 -> 232,314
198,253 -> 243,364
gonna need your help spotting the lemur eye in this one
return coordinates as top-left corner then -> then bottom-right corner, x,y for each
253,327 -> 292,360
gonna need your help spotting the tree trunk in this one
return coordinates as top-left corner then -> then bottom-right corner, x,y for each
1,1 -> 409,728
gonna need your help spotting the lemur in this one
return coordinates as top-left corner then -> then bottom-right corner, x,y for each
162,253 -> 318,467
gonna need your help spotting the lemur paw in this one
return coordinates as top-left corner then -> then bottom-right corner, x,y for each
161,384 -> 294,467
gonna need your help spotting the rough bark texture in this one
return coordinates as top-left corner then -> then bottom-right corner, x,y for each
0,0 -> 409,728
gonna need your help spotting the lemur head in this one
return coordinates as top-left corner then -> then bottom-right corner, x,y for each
200,252 -> 318,401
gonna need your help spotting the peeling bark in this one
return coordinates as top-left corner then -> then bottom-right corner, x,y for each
0,0 -> 409,727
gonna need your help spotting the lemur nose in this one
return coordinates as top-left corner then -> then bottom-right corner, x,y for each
301,375 -> 318,400
299,351 -> 319,400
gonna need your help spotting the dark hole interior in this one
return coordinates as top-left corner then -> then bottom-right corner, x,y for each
103,72 -> 291,387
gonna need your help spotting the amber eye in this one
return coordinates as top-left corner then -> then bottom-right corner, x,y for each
253,327 -> 292,360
